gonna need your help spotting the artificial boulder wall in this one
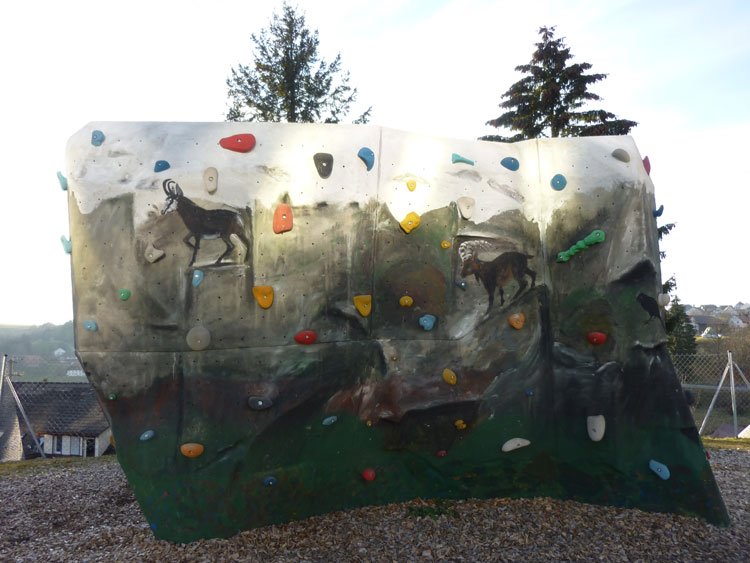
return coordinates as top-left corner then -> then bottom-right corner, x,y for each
64,122 -> 728,542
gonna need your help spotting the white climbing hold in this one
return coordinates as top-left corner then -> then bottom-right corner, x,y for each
203,167 -> 218,194
501,437 -> 530,452
186,326 -> 211,351
457,197 -> 475,220
657,293 -> 670,307
611,148 -> 630,163
587,415 -> 606,442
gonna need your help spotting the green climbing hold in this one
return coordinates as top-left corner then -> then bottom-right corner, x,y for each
451,153 -> 474,165
57,171 -> 68,191
583,230 -> 606,246
556,230 -> 606,262
118,289 -> 131,301
108,393 -> 117,400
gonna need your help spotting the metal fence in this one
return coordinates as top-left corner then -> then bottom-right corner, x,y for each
672,352 -> 750,437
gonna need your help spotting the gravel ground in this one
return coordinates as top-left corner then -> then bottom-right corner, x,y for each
0,449 -> 747,562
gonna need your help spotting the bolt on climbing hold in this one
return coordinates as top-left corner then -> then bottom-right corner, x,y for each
61,236 -> 72,254
406,180 -> 417,191
357,147 -> 375,171
436,450 -> 447,457
353,295 -> 372,317
144,242 -> 165,263
657,293 -> 670,307
313,153 -> 334,179
451,153 -> 474,165
441,240 -> 451,249
456,281 -> 467,291
322,416 -> 338,426
192,270 -> 204,287
186,326 -> 211,351
118,289 -> 131,301
587,415 -> 606,442
525,389 -> 534,397
399,211 -> 421,234
611,148 -> 630,163
556,230 -> 605,262
508,313 -> 525,330
273,204 -> 293,234
154,160 -> 170,173
91,130 -> 105,146
203,167 -> 218,194
501,156 -> 520,171
653,204 -> 664,218
57,171 -> 68,191
108,393 -> 117,401
649,459 -> 670,480
454,419 -> 467,430
219,133 -> 256,153
140,430 -> 155,441
550,174 -> 567,191
294,330 -> 317,344
180,443 -> 204,458
457,197 -> 475,219
263,476 -> 277,487
248,397 -> 273,410
588,332 -> 607,345
501,438 -> 530,452
83,320 -> 98,332
361,468 -> 376,481
399,296 -> 414,307
419,314 -> 436,331
642,156 -> 651,175
252,286 -> 274,309
442,369 -> 457,385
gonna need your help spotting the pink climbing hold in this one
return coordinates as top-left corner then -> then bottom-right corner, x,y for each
294,330 -> 317,345
361,468 -> 376,482
220,134 -> 256,153
436,450 -> 447,458
643,156 -> 651,175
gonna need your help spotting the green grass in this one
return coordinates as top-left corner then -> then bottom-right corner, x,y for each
0,454 -> 116,479
701,437 -> 750,451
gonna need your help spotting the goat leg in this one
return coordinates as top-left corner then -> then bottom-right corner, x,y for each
188,238 -> 200,267
215,237 -> 235,265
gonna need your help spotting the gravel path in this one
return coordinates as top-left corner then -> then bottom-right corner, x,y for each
0,449 -> 747,562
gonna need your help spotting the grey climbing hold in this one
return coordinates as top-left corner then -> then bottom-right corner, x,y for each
587,415 -> 606,442
611,148 -> 630,163
500,157 -> 519,171
144,243 -> 165,264
61,236 -> 72,254
91,130 -> 105,146
186,326 -> 210,351
419,314 -> 436,331
203,167 -> 218,194
357,147 -> 375,171
313,153 -> 333,179
457,196 -> 475,219
649,459 -> 670,480
322,416 -> 338,426
451,153 -> 474,165
57,171 -> 68,191
140,430 -> 155,441
154,160 -> 170,173
83,320 -> 98,332
248,397 -> 273,410
501,438 -> 530,452
192,270 -> 204,287
550,174 -> 567,191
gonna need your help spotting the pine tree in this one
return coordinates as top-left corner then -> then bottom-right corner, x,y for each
666,296 -> 697,356
482,26 -> 636,142
226,3 -> 370,124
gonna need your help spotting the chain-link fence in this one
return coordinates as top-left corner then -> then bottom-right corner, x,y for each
672,353 -> 750,437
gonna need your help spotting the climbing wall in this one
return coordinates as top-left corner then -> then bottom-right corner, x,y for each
64,122 -> 728,542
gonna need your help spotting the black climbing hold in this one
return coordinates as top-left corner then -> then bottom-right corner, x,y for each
313,153 -> 333,179
248,396 -> 273,410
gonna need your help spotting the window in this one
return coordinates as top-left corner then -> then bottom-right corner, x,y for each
54,436 -> 62,454
70,437 -> 80,456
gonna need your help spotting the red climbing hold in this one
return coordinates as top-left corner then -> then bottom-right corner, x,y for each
436,450 -> 447,457
588,332 -> 607,345
273,204 -> 293,234
362,468 -> 376,481
642,156 -> 651,175
294,330 -> 317,345
219,134 -> 256,153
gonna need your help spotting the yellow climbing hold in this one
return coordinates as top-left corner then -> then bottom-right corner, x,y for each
399,295 -> 414,307
454,419 -> 467,430
406,180 -> 416,191
180,443 -> 204,458
443,369 -> 457,385
509,313 -> 525,329
252,286 -> 274,309
353,295 -> 372,317
400,212 -> 421,234
366,420 -> 372,427
441,240 -> 451,249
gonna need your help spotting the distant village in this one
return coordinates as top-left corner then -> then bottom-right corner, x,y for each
684,302 -> 750,338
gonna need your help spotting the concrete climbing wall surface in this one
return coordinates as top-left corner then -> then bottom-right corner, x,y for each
64,122 -> 729,542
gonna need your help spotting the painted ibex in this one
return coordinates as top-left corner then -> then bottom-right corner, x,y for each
161,179 -> 250,267
458,241 -> 536,312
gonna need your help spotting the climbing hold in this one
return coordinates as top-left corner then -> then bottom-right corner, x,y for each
653,205 -> 664,218
399,296 -> 414,307
365,420 -> 372,427
501,157 -> 520,171
61,236 -> 72,254
454,419 -> 467,430
57,171 -> 68,191
525,389 -> 534,397
583,230 -> 605,246
587,415 -> 606,442
456,281 -> 467,291
191,270 -> 204,287
248,397 -> 273,410
441,240 -> 451,249
457,197 -> 475,219
442,369 -> 457,385
144,243 -> 165,263
140,430 -> 155,441
263,476 -> 277,487
273,204 -> 293,234
186,326 -> 210,351
611,148 -> 630,163
322,416 -> 338,426
313,153 -> 333,179
588,332 -> 607,345
550,174 -> 567,191
361,468 -> 376,481
83,320 -> 98,332
508,313 -> 525,330
91,130 -> 105,146
252,286 -> 274,309
180,443 -> 204,458
436,450 -> 447,457
219,133 -> 256,153
649,459 -> 670,480
452,153 -> 474,165
501,438 -> 530,452
419,314 -> 436,331
118,289 -> 131,301
294,330 -> 317,344
353,295 -> 372,317
399,211 -> 421,234
108,393 -> 117,401
406,180 -> 416,191
154,160 -> 170,173
657,293 -> 671,307
203,167 -> 218,194
357,147 -> 375,171
556,230 -> 605,262
643,156 -> 651,175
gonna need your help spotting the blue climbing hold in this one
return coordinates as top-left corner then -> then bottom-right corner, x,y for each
456,281 -> 467,291
57,171 -> 68,191
357,147 -> 375,171
419,314 -> 436,331
60,236 -> 72,254
91,130 -> 105,146
322,415 -> 338,426
525,390 -> 534,397
140,430 -> 155,441
150,523 -> 157,531
653,205 -> 664,218
649,459 -> 670,480
501,157 -> 519,171
263,476 -> 277,487
192,270 -> 203,287
550,174 -> 567,191
451,153 -> 474,166
154,160 -> 170,173
248,396 -> 273,410
83,320 -> 98,332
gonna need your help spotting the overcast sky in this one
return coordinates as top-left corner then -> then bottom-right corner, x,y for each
1,0 -> 748,325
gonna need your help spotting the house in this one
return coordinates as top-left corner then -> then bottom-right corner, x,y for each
13,382 -> 111,458
53,348 -> 66,358
691,315 -> 721,335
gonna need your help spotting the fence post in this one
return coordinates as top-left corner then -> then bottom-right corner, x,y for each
3,357 -> 46,458
729,351 -> 738,439
699,357 -> 731,436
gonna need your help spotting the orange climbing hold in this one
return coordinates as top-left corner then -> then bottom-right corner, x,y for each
508,313 -> 525,329
273,204 -> 293,234
180,443 -> 204,458
252,286 -> 274,309
442,369 -> 457,385
399,296 -> 414,307
441,240 -> 451,249
353,295 -> 372,317
454,419 -> 467,430
400,212 -> 421,234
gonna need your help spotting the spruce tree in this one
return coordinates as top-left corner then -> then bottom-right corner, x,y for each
482,26 -> 636,142
666,296 -> 698,356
